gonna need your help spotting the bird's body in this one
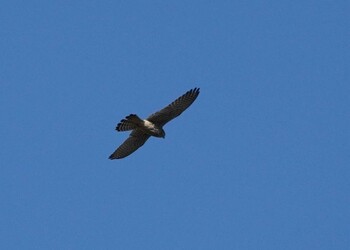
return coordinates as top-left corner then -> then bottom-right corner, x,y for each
142,120 -> 165,138
109,87 -> 200,159
118,114 -> 165,138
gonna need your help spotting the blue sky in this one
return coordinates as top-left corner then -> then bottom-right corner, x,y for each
1,1 -> 349,249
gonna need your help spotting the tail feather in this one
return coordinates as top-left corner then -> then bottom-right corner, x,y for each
116,119 -> 136,131
116,114 -> 143,131
126,114 -> 143,124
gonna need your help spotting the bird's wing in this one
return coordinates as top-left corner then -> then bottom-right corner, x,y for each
146,88 -> 200,126
109,129 -> 150,159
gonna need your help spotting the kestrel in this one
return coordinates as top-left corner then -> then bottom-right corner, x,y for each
109,87 -> 200,159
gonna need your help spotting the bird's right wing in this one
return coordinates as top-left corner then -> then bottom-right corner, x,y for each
147,88 -> 200,126
109,130 -> 150,159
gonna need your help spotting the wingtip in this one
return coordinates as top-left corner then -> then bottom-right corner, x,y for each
190,87 -> 200,95
192,87 -> 200,92
109,153 -> 123,160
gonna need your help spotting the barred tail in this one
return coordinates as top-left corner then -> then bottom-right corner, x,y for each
116,114 -> 143,131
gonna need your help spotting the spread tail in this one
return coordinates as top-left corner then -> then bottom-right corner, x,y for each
116,114 -> 143,131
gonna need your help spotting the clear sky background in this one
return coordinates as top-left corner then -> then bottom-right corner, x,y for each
1,1 -> 349,249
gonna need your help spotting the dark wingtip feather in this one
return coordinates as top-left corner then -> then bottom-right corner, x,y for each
109,153 -> 121,160
109,154 -> 123,160
189,87 -> 200,97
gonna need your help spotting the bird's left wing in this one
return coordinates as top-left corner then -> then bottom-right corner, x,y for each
147,88 -> 200,126
109,129 -> 150,159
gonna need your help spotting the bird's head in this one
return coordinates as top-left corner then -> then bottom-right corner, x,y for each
153,128 -> 165,138
159,129 -> 165,138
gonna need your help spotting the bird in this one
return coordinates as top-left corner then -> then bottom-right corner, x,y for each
109,87 -> 200,159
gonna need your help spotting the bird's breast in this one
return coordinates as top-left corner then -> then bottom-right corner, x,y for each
142,120 -> 163,137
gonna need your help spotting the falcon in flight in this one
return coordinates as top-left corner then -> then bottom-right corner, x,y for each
109,87 -> 200,159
